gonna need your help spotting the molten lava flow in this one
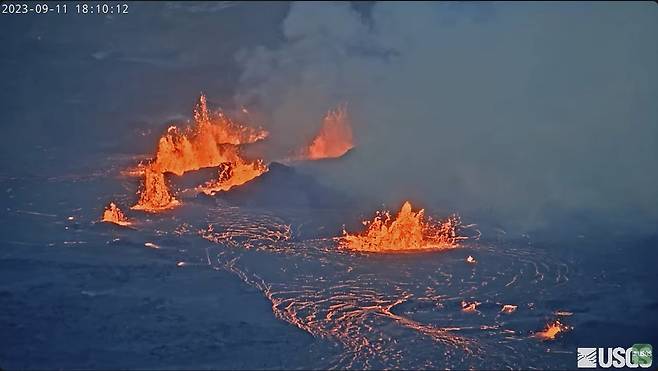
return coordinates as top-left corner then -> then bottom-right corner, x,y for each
535,320 -> 571,340
101,202 -> 131,226
341,201 -> 462,252
131,168 -> 179,212
197,159 -> 268,195
304,105 -> 354,159
151,94 -> 268,176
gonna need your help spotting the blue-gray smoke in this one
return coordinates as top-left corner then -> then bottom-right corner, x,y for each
233,2 -> 658,233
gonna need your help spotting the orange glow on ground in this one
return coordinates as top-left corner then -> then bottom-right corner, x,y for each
101,202 -> 132,226
197,159 -> 268,194
535,320 -> 571,340
340,201 -> 463,252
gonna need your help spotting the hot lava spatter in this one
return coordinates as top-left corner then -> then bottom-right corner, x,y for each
101,202 -> 132,226
341,201 -> 463,252
534,320 -> 571,340
131,168 -> 179,212
125,94 -> 270,211
303,105 -> 354,160
151,94 -> 268,176
197,159 -> 269,195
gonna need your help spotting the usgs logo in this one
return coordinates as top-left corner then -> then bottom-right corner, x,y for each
577,344 -> 652,368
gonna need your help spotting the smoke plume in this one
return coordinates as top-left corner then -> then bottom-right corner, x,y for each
233,2 -> 658,233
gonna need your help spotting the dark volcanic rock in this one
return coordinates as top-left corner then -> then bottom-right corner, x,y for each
209,162 -> 354,210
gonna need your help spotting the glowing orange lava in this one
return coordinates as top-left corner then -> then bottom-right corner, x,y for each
340,201 -> 462,252
151,94 -> 268,176
304,105 -> 354,159
535,320 -> 571,340
125,94 -> 270,210
131,168 -> 179,212
197,159 -> 268,195
101,202 -> 131,226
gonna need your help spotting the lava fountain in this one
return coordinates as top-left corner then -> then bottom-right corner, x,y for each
131,168 -> 179,212
151,94 -> 268,176
340,201 -> 463,252
303,105 -> 354,160
126,94 -> 270,208
101,202 -> 132,226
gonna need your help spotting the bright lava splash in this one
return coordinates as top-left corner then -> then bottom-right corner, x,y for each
151,94 -> 267,176
197,158 -> 269,195
534,319 -> 572,341
127,94 -> 269,211
101,202 -> 131,226
341,201 -> 463,252
131,167 -> 179,212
